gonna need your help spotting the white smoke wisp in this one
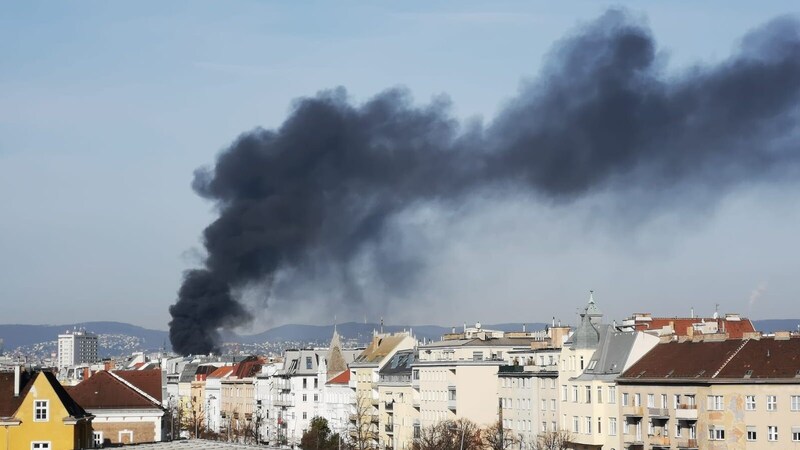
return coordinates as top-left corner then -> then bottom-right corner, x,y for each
748,282 -> 768,309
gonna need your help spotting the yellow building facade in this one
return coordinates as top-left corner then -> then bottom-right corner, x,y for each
0,370 -> 93,450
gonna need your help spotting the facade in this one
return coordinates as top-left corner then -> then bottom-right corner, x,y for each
618,335 -> 800,450
349,331 -> 417,449
324,369 -> 356,441
413,324 -> 543,438
0,369 -> 93,450
68,369 -> 165,445
378,349 -> 417,450
57,330 -> 99,370
205,366 -> 235,433
219,356 -> 263,441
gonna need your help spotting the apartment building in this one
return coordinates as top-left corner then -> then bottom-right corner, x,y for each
219,356 -> 263,439
57,329 -> 98,370
378,349 -> 417,450
499,345 -> 562,449
413,323 -> 542,438
619,312 -> 756,339
349,331 -> 417,449
617,334 -> 800,450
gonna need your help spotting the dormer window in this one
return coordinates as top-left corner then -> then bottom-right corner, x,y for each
34,400 -> 49,422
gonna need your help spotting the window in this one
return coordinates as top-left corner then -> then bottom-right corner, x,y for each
303,378 -> 307,389
572,386 -> 578,403
572,416 -> 579,433
306,357 -> 312,370
622,393 -> 629,406
585,386 -> 592,403
746,395 -> 756,410
302,412 -> 307,420
609,417 -> 617,436
472,351 -> 484,361
34,400 -> 48,421
674,394 -> 681,409
551,399 -> 556,410
542,421 -> 547,432
561,385 -> 567,401
647,394 -> 655,407
541,399 -> 547,411
314,378 -> 318,389
767,395 -> 777,411
585,416 -> 592,434
792,395 -> 800,411
93,431 -> 103,447
634,393 -> 641,406
747,426 -> 757,441
31,443 -> 50,450
709,427 -> 725,440
302,394 -> 307,402
675,423 -> 682,437
597,386 -> 603,403
708,395 -> 723,411
792,427 -> 800,441
661,394 -> 667,408
768,426 -> 778,441
597,417 -> 602,434
313,394 -> 318,402
609,386 -> 616,404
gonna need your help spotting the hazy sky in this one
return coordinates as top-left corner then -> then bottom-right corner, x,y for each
1,1 -> 798,332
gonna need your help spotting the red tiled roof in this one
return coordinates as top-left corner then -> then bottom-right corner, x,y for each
0,371 -> 32,418
208,366 -> 235,378
69,371 -> 162,409
114,369 -> 162,402
327,370 -> 350,385
232,356 -> 264,379
633,317 -> 755,338
621,337 -> 800,381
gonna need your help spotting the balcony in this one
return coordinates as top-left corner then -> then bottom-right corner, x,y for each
650,435 -> 670,448
623,406 -> 645,417
348,378 -> 357,389
273,398 -> 293,407
675,438 -> 698,449
648,408 -> 669,420
411,376 -> 420,390
448,386 -> 456,411
412,398 -> 420,409
623,434 -> 644,446
675,405 -> 698,421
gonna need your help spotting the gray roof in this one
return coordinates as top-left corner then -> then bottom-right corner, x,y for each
574,328 -> 637,381
178,363 -> 200,383
571,314 -> 600,349
420,337 -> 539,349
379,349 -> 416,375
280,348 -> 359,376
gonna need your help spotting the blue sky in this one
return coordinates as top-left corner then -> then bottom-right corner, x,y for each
1,1 -> 798,331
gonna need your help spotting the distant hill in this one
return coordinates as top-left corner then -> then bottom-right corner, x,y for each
0,322 -> 169,351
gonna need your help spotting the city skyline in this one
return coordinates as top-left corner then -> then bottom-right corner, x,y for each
1,2 -> 799,333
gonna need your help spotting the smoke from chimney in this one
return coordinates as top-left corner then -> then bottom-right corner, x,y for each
169,10 -> 800,355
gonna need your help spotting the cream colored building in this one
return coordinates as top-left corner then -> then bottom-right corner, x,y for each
349,331 -> 417,449
618,334 -> 800,450
378,349 -> 417,450
413,323 -> 544,439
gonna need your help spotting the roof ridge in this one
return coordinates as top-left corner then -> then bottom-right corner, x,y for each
108,371 -> 162,407
712,339 -> 750,378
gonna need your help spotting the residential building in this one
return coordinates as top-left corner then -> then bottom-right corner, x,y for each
413,323 -> 541,440
0,368 -> 93,450
57,330 -> 98,371
378,349 -> 417,450
220,356 -> 264,441
618,334 -> 800,450
68,369 -> 165,445
205,366 -> 235,434
350,331 -> 417,449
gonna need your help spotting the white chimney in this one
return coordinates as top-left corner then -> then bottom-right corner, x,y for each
13,365 -> 20,397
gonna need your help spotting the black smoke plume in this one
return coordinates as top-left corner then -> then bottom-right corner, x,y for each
169,10 -> 800,355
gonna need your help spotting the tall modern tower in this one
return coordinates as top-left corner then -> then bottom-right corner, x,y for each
57,329 -> 99,368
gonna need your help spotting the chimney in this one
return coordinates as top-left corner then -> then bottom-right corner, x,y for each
13,365 -> 20,397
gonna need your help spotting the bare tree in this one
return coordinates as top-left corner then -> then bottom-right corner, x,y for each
412,419 -> 482,450
345,393 -> 379,450
532,429 -> 573,450
483,420 -> 518,450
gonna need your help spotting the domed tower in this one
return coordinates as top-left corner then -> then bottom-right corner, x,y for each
585,290 -> 603,326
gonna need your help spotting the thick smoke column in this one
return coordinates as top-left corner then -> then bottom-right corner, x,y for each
169,10 -> 800,355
